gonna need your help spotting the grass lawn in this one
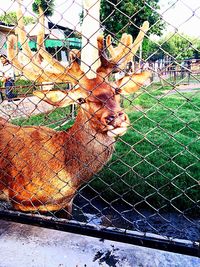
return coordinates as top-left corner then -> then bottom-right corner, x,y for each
12,83 -> 200,215
158,73 -> 200,87
93,88 -> 200,215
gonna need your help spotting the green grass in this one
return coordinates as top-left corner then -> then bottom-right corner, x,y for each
12,84 -> 200,214
13,106 -> 73,129
160,73 -> 200,87
91,88 -> 200,214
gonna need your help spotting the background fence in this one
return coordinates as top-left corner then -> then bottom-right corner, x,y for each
0,0 -> 199,257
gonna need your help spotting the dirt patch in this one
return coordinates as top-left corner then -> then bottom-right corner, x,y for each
157,84 -> 200,98
176,83 -> 200,90
0,96 -> 54,120
74,193 -> 200,243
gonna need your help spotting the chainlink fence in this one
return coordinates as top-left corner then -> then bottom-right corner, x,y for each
0,0 -> 199,257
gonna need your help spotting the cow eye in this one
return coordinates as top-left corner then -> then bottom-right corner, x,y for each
115,88 -> 122,95
77,98 -> 86,104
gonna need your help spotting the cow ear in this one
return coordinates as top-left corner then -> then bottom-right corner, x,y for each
116,71 -> 151,94
33,88 -> 88,107
33,90 -> 70,107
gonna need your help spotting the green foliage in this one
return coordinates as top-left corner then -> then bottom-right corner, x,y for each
0,11 -> 35,25
92,90 -> 200,213
15,79 -> 36,95
160,33 -> 195,60
32,0 -> 55,16
193,39 -> 200,59
100,0 -> 164,37
142,39 -> 162,61
145,33 -> 200,61
1,79 -> 37,96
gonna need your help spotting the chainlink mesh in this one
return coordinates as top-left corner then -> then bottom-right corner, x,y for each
0,0 -> 199,253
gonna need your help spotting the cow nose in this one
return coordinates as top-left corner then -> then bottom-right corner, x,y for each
105,114 -> 115,125
105,111 -> 126,125
118,111 -> 124,117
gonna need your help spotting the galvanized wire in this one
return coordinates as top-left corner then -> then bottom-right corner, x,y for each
0,0 -> 199,254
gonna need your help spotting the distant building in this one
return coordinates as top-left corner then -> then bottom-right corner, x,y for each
25,20 -> 81,64
0,20 -> 81,64
0,20 -> 81,85
0,21 -> 15,55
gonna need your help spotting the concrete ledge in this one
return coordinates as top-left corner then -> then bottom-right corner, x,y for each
0,220 -> 199,267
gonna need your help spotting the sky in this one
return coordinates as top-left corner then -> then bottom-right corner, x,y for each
0,0 -> 82,30
159,0 -> 200,38
0,0 -> 200,38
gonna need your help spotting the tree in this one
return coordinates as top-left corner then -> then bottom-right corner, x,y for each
32,0 -> 55,53
193,39 -> 200,59
0,11 -> 35,26
32,0 -> 55,16
142,39 -> 162,61
100,0 -> 164,37
159,34 -> 196,60
143,33 -> 200,62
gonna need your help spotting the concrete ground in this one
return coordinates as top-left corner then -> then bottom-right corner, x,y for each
0,96 -> 54,120
0,219 -> 199,267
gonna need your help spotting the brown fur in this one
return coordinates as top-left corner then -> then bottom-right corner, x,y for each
0,79 -> 125,216
3,2 -> 150,216
0,115 -> 114,213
